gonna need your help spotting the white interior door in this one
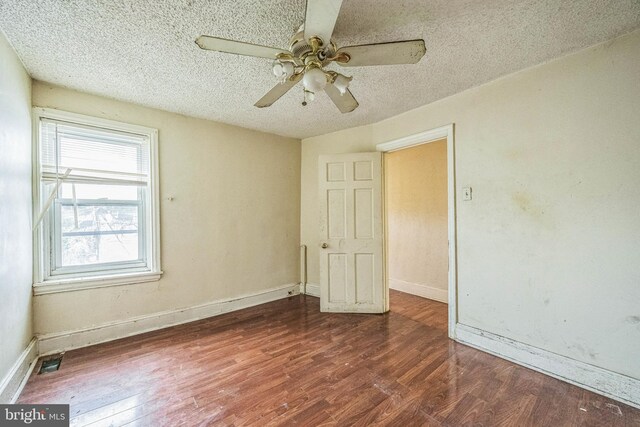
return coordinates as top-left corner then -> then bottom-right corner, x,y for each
318,152 -> 386,313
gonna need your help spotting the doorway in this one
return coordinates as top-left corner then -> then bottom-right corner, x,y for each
376,124 -> 457,337
385,139 -> 448,302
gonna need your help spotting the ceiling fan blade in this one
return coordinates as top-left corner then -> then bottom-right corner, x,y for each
196,35 -> 288,59
304,0 -> 343,47
336,40 -> 426,67
255,74 -> 303,108
325,84 -> 358,113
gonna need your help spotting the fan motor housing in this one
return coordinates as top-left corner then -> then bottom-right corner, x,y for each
288,26 -> 336,64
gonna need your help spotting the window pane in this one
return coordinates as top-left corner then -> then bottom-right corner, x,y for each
59,183 -> 139,201
60,205 -> 139,266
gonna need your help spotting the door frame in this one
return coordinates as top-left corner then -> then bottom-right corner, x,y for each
376,124 -> 457,338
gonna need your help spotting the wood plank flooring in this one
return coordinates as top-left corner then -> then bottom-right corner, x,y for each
18,290 -> 640,426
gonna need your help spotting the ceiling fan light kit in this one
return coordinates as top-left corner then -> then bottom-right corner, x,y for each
195,0 -> 426,113
302,65 -> 329,93
332,73 -> 352,95
272,61 -> 295,82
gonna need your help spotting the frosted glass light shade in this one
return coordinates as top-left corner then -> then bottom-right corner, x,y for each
272,61 -> 294,79
333,74 -> 352,95
302,67 -> 327,93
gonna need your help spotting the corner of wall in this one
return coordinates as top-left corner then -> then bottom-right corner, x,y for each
0,31 -> 35,403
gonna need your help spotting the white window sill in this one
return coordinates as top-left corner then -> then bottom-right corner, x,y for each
33,271 -> 163,295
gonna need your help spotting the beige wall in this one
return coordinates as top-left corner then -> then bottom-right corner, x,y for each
386,140 -> 448,299
0,33 -> 33,396
301,29 -> 640,379
32,82 -> 301,336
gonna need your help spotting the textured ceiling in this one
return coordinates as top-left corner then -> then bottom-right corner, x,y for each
1,0 -> 639,138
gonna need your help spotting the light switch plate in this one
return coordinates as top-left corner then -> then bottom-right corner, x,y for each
462,187 -> 472,201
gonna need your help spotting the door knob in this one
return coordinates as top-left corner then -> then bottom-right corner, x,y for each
321,242 -> 328,249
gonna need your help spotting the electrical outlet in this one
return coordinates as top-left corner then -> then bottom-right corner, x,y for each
462,187 -> 472,201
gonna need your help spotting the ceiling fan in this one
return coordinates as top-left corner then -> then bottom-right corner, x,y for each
195,0 -> 426,113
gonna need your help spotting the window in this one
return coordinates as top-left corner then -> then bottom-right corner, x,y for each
33,108 -> 161,294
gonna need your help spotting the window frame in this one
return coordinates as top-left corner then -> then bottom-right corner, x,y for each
32,108 -> 162,295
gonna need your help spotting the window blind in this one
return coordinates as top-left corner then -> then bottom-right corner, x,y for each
40,118 -> 150,186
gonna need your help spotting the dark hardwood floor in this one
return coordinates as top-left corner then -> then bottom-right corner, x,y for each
18,290 -> 640,426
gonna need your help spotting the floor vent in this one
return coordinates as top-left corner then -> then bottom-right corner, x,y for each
39,356 -> 63,374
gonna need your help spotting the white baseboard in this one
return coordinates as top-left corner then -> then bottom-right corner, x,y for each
301,280 -> 447,303
299,282 -> 320,297
38,284 -> 299,356
454,323 -> 640,409
0,338 -> 38,404
389,278 -> 448,303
